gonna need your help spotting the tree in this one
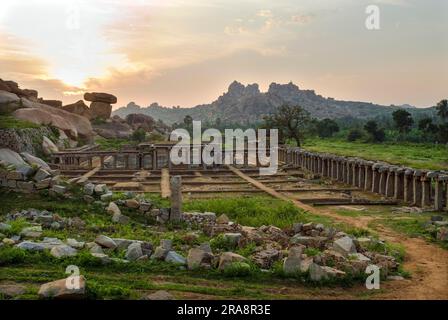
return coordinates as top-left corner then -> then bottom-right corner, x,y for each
316,118 -> 339,138
263,104 -> 311,146
364,120 -> 386,143
131,128 -> 147,143
347,129 -> 363,142
436,99 -> 448,121
418,118 -> 438,135
392,109 -> 414,134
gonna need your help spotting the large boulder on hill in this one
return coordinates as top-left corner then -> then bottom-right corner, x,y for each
90,101 -> 112,119
13,108 -> 78,139
20,152 -> 51,170
84,92 -> 117,104
0,148 -> 29,168
14,99 -> 93,141
0,79 -> 39,100
125,113 -> 155,131
39,99 -> 63,108
92,117 -> 133,139
0,90 -> 21,114
62,100 -> 92,119
42,137 -> 59,155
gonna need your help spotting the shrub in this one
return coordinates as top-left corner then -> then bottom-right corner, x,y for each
222,262 -> 254,277
347,129 -> 363,141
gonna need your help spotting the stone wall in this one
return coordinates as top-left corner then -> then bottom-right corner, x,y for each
279,147 -> 448,211
0,127 -> 53,155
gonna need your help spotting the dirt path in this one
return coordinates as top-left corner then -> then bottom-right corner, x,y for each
229,165 -> 448,300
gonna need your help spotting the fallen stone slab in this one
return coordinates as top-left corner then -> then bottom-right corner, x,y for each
95,235 -> 117,249
50,245 -> 77,258
38,276 -> 86,299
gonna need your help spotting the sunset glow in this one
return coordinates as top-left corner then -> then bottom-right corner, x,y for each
0,0 -> 447,108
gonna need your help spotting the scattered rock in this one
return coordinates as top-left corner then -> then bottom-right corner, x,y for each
95,235 -> 117,249
66,238 -> 85,249
187,247 -> 213,270
107,202 -> 121,215
125,242 -> 143,261
218,252 -> 247,271
333,236 -> 357,256
0,284 -> 27,298
165,251 -> 186,265
50,245 -> 77,258
20,226 -> 43,238
141,290 -> 175,300
283,246 -> 303,275
38,276 -> 86,299
309,263 -> 346,281
216,214 -> 230,224
125,199 -> 140,209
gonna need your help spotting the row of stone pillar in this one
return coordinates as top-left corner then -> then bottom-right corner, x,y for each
280,148 -> 448,211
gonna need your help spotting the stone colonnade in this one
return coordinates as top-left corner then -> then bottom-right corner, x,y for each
279,147 -> 448,211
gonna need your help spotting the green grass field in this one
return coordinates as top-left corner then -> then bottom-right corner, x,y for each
303,138 -> 448,170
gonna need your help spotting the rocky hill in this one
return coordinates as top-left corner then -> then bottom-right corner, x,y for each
113,81 -> 436,125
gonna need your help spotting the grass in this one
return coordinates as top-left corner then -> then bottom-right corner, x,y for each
0,116 -> 42,129
303,138 -> 448,170
95,137 -> 135,151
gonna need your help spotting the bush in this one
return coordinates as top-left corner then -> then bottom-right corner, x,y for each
222,262 -> 254,277
131,128 -> 147,142
347,129 -> 363,141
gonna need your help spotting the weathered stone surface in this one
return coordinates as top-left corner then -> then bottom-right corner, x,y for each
83,183 -> 95,195
20,226 -> 42,238
187,247 -> 213,270
125,199 -> 140,209
223,233 -> 241,247
333,236 -> 357,256
33,168 -> 51,182
52,185 -> 66,195
125,242 -> 143,261
141,290 -> 175,300
90,101 -> 112,119
437,227 -> 448,241
216,214 -> 230,224
66,238 -> 85,249
252,248 -> 280,269
84,92 -> 117,104
0,222 -> 12,232
112,212 -> 130,224
0,148 -> 29,168
283,246 -> 303,275
151,246 -> 169,260
42,136 -> 59,155
309,263 -> 346,281
94,183 -> 108,195
107,202 -> 121,215
100,192 -> 113,202
16,241 -> 47,251
62,100 -> 91,119
50,245 -> 77,258
165,251 -> 186,265
95,235 -> 117,249
218,252 -> 247,271
91,253 -> 111,264
21,152 -> 51,170
38,276 -> 86,299
0,284 -> 26,298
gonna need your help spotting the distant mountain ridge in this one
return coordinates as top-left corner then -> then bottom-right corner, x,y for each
113,81 -> 435,124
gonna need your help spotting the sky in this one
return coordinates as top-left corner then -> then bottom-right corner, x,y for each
0,0 -> 447,109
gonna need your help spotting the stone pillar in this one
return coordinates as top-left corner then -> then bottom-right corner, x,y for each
403,169 -> 413,203
385,167 -> 395,197
170,176 -> 182,222
364,163 -> 373,191
372,164 -> 380,193
321,158 -> 327,177
152,150 -> 158,170
124,155 -> 129,169
346,162 -> 352,185
88,157 -> 93,169
341,161 -> 347,183
352,162 -> 358,187
434,176 -> 445,211
358,162 -> 365,188
421,174 -> 431,208
100,156 -> 105,169
378,167 -> 387,195
412,170 -> 423,206
393,168 -> 404,200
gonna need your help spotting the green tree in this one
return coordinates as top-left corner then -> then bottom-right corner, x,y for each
436,99 -> 448,121
263,104 -> 311,146
347,129 -> 363,142
131,128 -> 146,142
418,118 -> 438,135
316,118 -> 339,138
392,109 -> 414,134
364,120 -> 386,143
